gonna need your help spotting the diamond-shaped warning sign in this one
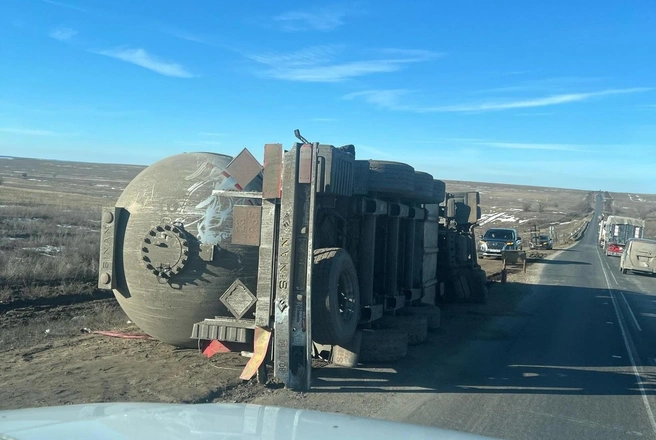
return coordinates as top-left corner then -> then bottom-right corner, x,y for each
220,279 -> 257,319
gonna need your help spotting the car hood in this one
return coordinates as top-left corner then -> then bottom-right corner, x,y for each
0,402 -> 498,440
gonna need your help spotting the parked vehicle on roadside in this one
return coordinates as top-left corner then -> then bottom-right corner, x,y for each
477,228 -> 522,258
619,238 -> 656,275
530,234 -> 553,250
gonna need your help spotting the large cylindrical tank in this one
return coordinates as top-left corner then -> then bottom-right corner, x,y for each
113,152 -> 261,347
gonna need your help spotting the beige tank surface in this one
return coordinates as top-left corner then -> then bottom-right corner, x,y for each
112,152 -> 262,347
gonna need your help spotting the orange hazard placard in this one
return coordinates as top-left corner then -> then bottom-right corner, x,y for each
240,327 -> 271,380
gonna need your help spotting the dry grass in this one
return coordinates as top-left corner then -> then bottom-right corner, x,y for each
0,203 -> 101,285
444,180 -> 595,245
605,192 -> 656,239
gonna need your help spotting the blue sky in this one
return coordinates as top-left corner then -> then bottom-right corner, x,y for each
1,1 -> 655,192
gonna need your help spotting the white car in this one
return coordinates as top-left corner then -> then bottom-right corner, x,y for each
0,402 -> 498,440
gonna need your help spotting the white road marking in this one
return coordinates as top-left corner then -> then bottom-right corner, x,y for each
609,265 -> 619,285
620,291 -> 643,332
601,252 -> 643,332
597,249 -> 656,435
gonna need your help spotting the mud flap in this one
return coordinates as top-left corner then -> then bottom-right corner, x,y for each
240,327 -> 272,381
466,269 -> 488,304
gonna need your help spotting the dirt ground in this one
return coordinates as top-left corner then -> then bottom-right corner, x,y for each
0,254 -> 547,411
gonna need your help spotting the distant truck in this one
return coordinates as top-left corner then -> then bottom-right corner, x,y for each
599,215 -> 645,256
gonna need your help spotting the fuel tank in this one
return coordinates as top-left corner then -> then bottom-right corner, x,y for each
112,152 -> 262,347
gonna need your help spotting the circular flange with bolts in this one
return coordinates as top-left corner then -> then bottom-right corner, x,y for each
141,224 -> 189,278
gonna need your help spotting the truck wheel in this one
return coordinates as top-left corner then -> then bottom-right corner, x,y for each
366,161 -> 414,195
433,180 -> 446,204
399,305 -> 441,330
312,248 -> 361,346
375,315 -> 428,345
412,171 -> 435,203
359,329 -> 408,363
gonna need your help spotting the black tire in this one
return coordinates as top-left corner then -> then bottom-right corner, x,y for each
366,160 -> 414,195
375,315 -> 428,345
312,248 -> 361,346
433,180 -> 446,204
621,268 -> 628,274
468,269 -> 488,304
359,328 -> 408,363
399,305 -> 441,330
412,171 -> 435,203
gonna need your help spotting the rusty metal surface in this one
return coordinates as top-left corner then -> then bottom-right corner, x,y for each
273,142 -> 317,391
98,207 -> 119,289
316,144 -> 354,196
225,148 -> 263,189
232,205 -> 262,246
273,148 -> 298,385
255,200 -> 277,328
298,144 -> 312,184
220,279 -> 257,319
140,224 -> 189,278
263,144 -> 282,199
190,321 -> 253,342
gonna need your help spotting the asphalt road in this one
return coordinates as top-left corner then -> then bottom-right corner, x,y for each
254,194 -> 656,440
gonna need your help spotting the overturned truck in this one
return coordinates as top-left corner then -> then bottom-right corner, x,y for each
97,134 -> 486,390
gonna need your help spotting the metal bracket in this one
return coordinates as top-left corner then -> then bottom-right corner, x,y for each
273,142 -> 318,391
98,207 -> 120,289
199,244 -> 214,262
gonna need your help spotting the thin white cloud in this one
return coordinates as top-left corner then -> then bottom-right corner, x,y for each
248,46 -> 439,82
433,89 -> 650,112
343,89 -> 413,108
273,8 -> 347,31
415,138 -> 656,153
92,48 -> 195,78
41,0 -> 86,12
163,28 -> 207,44
473,77 -> 609,95
0,127 -> 61,136
199,132 -> 226,137
472,141 -> 591,152
345,88 -> 652,113
49,27 -> 77,41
